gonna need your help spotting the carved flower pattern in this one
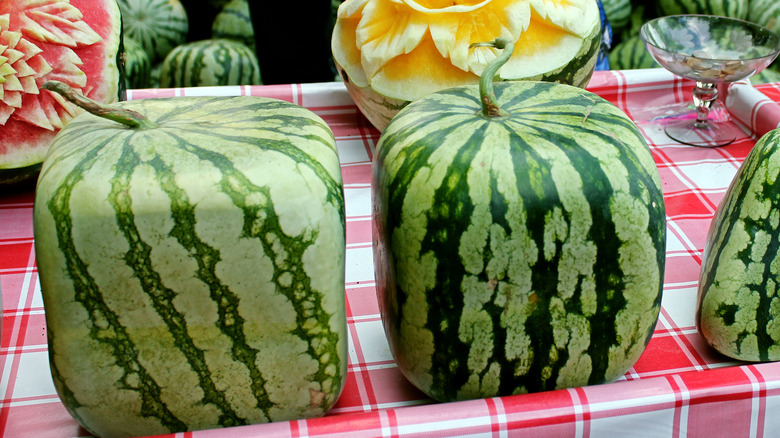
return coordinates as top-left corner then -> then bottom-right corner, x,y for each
0,0 -> 102,131
333,0 -> 600,101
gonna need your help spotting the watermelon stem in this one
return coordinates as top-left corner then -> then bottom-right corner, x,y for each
42,81 -> 157,130
469,38 -> 514,118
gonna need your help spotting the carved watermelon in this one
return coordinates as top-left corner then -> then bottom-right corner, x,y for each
331,0 -> 601,132
0,0 -> 124,186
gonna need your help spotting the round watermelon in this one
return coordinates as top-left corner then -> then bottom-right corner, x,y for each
117,0 -> 189,63
159,38 -> 262,87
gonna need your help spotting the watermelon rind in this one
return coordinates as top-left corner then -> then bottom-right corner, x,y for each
0,162 -> 42,188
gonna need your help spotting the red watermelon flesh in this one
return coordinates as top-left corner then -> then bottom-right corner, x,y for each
0,0 -> 123,186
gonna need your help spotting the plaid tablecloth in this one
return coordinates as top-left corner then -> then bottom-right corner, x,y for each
4,68 -> 780,437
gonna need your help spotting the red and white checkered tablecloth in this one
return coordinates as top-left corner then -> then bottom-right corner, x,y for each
4,68 -> 780,437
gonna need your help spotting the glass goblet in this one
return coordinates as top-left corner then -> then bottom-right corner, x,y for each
640,14 -> 780,147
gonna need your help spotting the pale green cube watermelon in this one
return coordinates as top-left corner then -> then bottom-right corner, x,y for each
34,92 -> 347,437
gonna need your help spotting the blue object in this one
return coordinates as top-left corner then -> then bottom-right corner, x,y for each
596,0 -> 612,71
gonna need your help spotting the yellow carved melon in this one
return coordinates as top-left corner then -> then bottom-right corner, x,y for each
331,0 -> 602,131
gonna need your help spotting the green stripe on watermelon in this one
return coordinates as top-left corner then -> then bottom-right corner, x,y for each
372,39 -> 665,402
43,142 -> 194,432
697,128 -> 780,362
35,83 -> 346,436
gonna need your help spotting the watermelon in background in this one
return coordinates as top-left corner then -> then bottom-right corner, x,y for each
609,35 -> 659,70
655,0 -> 747,19
123,37 -> 153,90
159,39 -> 262,87
601,0 -> 631,36
0,0 -> 124,187
752,66 -> 780,85
212,0 -> 255,52
607,3 -> 655,48
118,0 -> 189,63
748,0 -> 780,39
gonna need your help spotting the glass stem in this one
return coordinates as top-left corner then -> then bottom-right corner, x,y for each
692,82 -> 718,128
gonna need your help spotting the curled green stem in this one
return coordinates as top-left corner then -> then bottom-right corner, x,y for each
469,37 -> 514,118
42,80 -> 157,130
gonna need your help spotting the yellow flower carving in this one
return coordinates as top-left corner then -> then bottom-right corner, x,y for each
333,0 -> 600,102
